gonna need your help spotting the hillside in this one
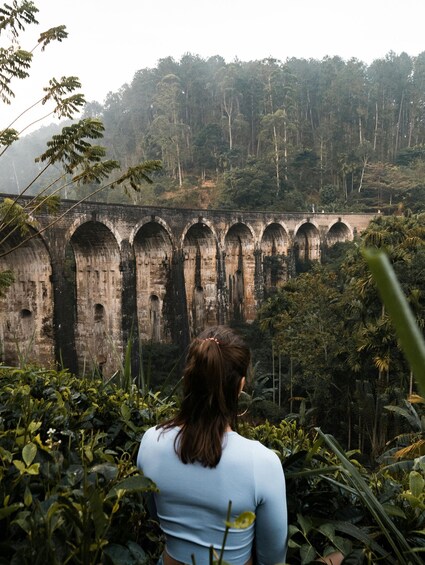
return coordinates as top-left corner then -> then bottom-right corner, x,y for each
3,52 -> 425,213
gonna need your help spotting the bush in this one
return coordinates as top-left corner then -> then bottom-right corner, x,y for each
0,367 -> 174,564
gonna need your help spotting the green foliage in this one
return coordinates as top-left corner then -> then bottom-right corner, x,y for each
0,127 -> 18,146
0,366 -> 174,564
244,421 -> 425,563
0,1 -> 162,295
364,247 -> 425,400
0,47 -> 32,103
218,158 -> 281,210
51,51 -> 425,211
1,365 -> 424,564
256,214 -> 425,456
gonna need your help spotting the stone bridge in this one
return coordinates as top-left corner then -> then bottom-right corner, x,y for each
0,197 -> 376,376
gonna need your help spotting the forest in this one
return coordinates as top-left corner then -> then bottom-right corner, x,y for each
3,51 -> 425,214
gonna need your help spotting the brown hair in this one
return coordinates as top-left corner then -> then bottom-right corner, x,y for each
160,326 -> 251,468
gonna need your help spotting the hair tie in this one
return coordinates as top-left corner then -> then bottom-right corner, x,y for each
201,337 -> 220,345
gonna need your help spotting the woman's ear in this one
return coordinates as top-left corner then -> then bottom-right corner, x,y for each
239,376 -> 246,395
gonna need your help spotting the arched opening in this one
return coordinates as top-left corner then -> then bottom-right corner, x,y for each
261,223 -> 289,293
134,222 -> 173,343
294,222 -> 321,272
69,221 -> 121,377
183,222 -> 218,337
224,223 -> 255,322
326,221 -> 351,246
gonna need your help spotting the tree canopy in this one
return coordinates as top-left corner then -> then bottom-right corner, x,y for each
6,50 -> 420,212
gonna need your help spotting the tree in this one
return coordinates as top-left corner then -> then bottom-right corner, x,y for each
258,264 -> 351,437
149,73 -> 187,186
0,1 -> 161,286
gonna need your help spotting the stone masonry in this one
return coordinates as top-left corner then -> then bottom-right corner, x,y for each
0,197 -> 376,377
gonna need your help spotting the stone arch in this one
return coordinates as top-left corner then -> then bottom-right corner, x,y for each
134,221 -> 173,342
130,216 -> 174,247
68,221 -> 122,377
66,215 -> 122,249
0,226 -> 54,366
326,220 -> 353,246
293,221 -> 321,267
180,217 -> 219,248
260,223 -> 290,291
183,222 -> 218,337
224,223 -> 255,322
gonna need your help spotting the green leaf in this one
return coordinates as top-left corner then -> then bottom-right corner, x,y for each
25,463 -> 40,475
120,403 -> 131,422
297,513 -> 313,536
13,460 -> 26,473
409,471 -> 425,498
126,541 -> 147,560
23,486 -> 32,507
381,503 -> 407,518
90,463 -> 119,481
288,524 -> 301,536
22,442 -> 37,466
0,503 -> 24,520
300,543 -> 316,564
89,488 -> 108,539
318,523 -> 336,542
102,544 -> 134,565
105,475 -> 154,501
363,248 -> 425,399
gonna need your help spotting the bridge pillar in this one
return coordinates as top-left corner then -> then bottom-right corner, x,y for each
169,250 -> 190,352
216,245 -> 228,325
120,239 -> 140,377
254,247 -> 264,303
52,257 -> 78,375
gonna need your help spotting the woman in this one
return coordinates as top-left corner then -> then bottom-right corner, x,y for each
137,326 -> 287,565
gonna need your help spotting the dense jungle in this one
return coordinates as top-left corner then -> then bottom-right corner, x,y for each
4,51 -> 425,215
1,2 -> 425,563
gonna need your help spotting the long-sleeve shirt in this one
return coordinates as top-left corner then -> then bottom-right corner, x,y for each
137,426 -> 287,565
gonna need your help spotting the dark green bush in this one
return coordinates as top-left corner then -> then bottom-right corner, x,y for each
0,367 -> 173,565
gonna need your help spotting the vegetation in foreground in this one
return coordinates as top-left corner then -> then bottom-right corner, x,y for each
0,365 -> 424,565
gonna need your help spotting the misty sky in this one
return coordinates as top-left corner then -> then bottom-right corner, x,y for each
3,0 -> 425,131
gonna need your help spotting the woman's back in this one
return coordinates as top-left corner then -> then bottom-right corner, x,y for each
138,426 -> 287,565
137,326 -> 288,565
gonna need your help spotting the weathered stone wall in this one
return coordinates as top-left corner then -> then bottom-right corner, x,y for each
0,197 -> 377,376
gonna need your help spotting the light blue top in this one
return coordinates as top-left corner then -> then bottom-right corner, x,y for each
137,426 -> 287,565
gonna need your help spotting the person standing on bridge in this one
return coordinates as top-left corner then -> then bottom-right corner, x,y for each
137,325 -> 288,565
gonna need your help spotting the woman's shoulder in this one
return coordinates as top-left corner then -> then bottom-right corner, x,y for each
230,432 -> 281,462
141,424 -> 178,445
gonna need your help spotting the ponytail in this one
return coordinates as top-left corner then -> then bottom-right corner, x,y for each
160,326 -> 251,468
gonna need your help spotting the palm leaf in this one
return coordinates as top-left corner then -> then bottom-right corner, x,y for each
317,429 -> 423,565
363,249 -> 425,400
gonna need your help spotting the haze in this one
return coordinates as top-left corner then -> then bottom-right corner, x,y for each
3,0 -> 425,131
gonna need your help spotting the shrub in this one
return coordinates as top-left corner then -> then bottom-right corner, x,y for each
0,366 -> 174,564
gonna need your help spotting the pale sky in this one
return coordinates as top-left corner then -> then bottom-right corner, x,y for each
3,0 -> 425,132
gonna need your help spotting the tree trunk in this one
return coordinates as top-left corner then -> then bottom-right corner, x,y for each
272,122 -> 280,196
373,102 -> 378,151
